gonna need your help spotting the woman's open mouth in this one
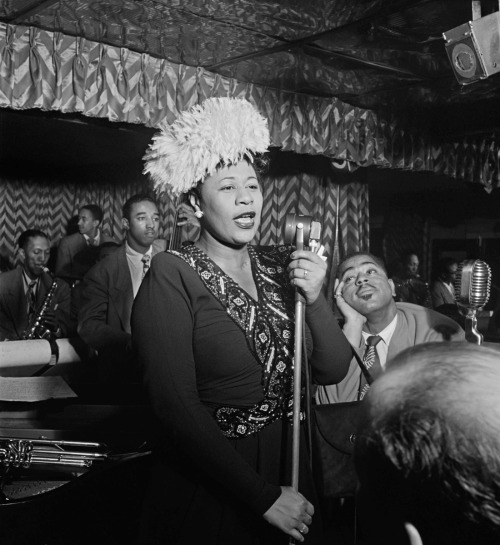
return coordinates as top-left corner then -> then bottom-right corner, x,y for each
234,212 -> 256,228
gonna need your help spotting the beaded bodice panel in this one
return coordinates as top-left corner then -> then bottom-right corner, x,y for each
171,245 -> 296,438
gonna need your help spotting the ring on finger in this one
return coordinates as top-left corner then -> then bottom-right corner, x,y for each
299,523 -> 307,534
303,269 -> 308,279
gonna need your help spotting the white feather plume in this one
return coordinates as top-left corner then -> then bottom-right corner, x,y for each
143,97 -> 270,196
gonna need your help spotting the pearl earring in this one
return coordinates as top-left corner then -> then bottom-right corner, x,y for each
194,210 -> 204,219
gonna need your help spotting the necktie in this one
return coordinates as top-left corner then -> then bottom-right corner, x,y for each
27,280 -> 38,317
141,254 -> 151,280
359,335 -> 383,400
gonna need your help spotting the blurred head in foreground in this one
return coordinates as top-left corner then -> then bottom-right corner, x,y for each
354,342 -> 500,545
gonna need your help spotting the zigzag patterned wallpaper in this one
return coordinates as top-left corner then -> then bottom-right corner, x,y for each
0,172 -> 369,299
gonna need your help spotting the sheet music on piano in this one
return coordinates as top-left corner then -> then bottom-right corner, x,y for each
0,376 -> 77,402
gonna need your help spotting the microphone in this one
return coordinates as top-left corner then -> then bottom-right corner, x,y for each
454,259 -> 491,344
284,213 -> 321,251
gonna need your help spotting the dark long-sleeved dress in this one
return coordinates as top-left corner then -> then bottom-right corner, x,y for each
131,245 -> 351,545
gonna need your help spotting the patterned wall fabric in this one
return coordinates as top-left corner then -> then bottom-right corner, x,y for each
0,172 -> 369,301
256,173 -> 369,298
0,22 -> 497,190
0,176 -> 155,267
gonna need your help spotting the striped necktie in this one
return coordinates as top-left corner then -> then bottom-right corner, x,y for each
27,279 -> 38,317
141,254 -> 151,280
359,335 -> 383,400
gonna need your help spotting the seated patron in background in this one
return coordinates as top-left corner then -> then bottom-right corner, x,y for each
316,252 -> 465,404
430,257 -> 463,325
77,194 -> 164,386
430,257 -> 457,307
0,229 -> 72,341
55,204 -> 115,285
355,342 -> 500,545
392,252 -> 432,308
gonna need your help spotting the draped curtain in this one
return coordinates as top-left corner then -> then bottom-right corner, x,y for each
257,174 -> 369,299
0,172 -> 369,300
0,22 -> 498,190
0,176 -> 154,268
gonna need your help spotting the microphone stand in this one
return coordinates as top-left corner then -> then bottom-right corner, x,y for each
291,224 -> 305,494
289,224 -> 305,545
285,215 -> 321,545
459,306 -> 483,345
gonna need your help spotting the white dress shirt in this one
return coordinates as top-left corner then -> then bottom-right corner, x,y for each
126,242 -> 152,298
361,314 -> 398,370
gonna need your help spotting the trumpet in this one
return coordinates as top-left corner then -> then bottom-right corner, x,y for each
0,437 -> 109,472
22,268 -> 58,340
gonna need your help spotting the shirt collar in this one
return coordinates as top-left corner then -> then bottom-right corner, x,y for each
22,270 -> 39,291
362,313 -> 398,346
126,241 -> 152,259
83,229 -> 100,245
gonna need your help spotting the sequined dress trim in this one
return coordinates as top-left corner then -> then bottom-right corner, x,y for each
170,245 -> 296,439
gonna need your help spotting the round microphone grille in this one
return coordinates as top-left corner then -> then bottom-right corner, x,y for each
470,260 -> 491,308
454,259 -> 491,309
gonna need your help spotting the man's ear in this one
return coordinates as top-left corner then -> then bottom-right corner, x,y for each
388,278 -> 396,297
404,523 -> 423,545
18,248 -> 26,263
122,218 -> 129,231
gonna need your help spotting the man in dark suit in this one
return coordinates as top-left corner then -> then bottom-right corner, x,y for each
430,257 -> 458,308
55,204 -> 116,285
77,194 -> 164,387
392,252 -> 432,308
0,229 -> 72,341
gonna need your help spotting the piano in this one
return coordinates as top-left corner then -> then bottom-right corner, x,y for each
0,339 -> 155,545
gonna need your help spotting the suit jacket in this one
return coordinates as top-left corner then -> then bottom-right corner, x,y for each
0,267 -> 72,341
316,302 -> 466,404
430,279 -> 455,308
55,232 -> 116,282
77,239 -> 167,354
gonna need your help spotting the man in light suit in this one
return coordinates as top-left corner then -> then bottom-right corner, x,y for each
316,252 -> 465,403
0,229 -> 72,341
55,204 -> 116,285
77,194 -> 164,387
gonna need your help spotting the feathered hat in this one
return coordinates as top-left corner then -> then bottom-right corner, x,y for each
143,97 -> 271,197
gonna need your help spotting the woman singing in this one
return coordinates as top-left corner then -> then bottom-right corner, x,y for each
133,97 -> 352,544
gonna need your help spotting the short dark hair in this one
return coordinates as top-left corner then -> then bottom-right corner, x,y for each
122,194 -> 158,220
402,251 -> 418,263
336,251 -> 388,278
18,229 -> 49,250
433,257 -> 458,279
81,204 -> 104,224
355,343 -> 500,545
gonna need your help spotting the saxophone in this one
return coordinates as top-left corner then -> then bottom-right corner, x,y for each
22,268 -> 58,340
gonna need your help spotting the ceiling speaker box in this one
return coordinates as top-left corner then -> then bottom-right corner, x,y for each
443,11 -> 500,84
